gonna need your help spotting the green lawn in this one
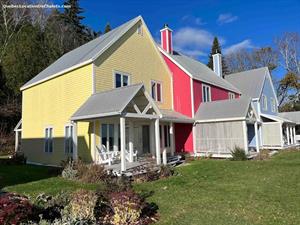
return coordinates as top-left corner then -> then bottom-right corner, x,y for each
1,151 -> 300,225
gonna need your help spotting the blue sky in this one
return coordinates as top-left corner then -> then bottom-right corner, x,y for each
54,0 -> 300,77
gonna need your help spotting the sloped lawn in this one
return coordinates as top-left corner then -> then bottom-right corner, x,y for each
1,150 -> 300,224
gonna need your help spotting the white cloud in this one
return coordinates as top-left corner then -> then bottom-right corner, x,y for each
223,39 -> 254,54
217,13 -> 238,25
181,15 -> 206,25
172,27 -> 225,58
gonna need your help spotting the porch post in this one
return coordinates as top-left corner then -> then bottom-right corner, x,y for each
254,122 -> 260,153
92,121 -> 96,161
170,122 -> 175,156
113,123 -> 118,151
129,121 -> 134,162
15,131 -> 19,152
155,118 -> 161,165
242,121 -> 249,154
293,126 -> 296,144
161,124 -> 167,165
286,125 -> 290,145
289,126 -> 294,145
120,117 -> 126,172
150,122 -> 155,156
72,121 -> 78,161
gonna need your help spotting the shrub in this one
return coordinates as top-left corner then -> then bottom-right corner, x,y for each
80,164 -> 109,184
11,151 -> 27,164
109,190 -> 144,225
69,189 -> 98,221
105,175 -> 133,193
61,160 -> 78,180
0,192 -> 34,224
254,149 -> 271,160
159,165 -> 174,178
231,147 -> 247,161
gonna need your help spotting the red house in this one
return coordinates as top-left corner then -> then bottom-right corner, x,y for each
158,24 -> 241,154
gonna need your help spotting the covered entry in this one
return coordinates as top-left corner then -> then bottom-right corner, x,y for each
194,97 -> 260,157
70,84 -> 176,172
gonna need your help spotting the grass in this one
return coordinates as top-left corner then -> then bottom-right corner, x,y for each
1,150 -> 300,224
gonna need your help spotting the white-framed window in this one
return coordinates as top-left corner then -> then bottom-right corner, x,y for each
262,94 -> 268,110
137,24 -> 143,35
228,92 -> 235,100
114,71 -> 130,88
64,125 -> 73,154
44,127 -> 53,153
202,84 -> 211,102
101,123 -> 114,151
271,98 -> 276,112
151,80 -> 162,102
163,125 -> 171,148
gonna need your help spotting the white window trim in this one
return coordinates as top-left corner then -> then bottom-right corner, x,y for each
44,126 -> 54,153
202,84 -> 211,102
64,124 -> 73,154
228,92 -> 235,99
113,70 -> 131,88
150,80 -> 163,103
271,97 -> 276,112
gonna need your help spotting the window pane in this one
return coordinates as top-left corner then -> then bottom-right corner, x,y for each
123,75 -> 128,86
101,124 -> 107,148
207,87 -> 210,101
203,86 -> 206,102
157,83 -> 161,102
115,74 -> 122,88
151,82 -> 156,100
109,124 -> 114,151
164,125 -> 168,147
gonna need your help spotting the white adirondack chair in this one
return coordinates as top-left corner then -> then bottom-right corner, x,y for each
96,145 -> 114,165
125,148 -> 138,162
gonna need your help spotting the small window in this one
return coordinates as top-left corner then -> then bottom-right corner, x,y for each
114,72 -> 130,88
228,92 -> 235,100
262,95 -> 268,110
137,24 -> 143,35
64,125 -> 73,154
151,80 -> 162,102
44,127 -> 53,153
271,98 -> 276,112
202,84 -> 211,103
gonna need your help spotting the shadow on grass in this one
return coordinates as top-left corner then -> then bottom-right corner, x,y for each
0,164 -> 60,189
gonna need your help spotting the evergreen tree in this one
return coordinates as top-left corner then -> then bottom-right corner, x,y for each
104,22 -> 111,33
207,37 -> 229,76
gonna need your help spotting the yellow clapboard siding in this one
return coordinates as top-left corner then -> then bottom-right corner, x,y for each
21,64 -> 93,165
94,22 -> 172,110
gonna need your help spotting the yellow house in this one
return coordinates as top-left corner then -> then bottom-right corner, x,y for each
17,16 -> 193,170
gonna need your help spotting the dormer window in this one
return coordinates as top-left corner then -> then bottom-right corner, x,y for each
228,92 -> 235,100
114,71 -> 130,88
202,84 -> 211,102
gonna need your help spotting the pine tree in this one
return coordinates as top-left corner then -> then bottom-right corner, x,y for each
207,37 -> 229,76
104,22 -> 111,33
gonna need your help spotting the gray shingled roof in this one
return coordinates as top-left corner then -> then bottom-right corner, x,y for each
160,109 -> 194,123
162,50 -> 241,94
195,97 -> 252,121
225,67 -> 268,98
278,111 -> 300,124
71,83 -> 144,120
21,16 -> 141,90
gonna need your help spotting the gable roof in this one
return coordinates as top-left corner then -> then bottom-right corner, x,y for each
225,67 -> 269,99
279,111 -> 300,124
21,16 -> 142,90
71,83 -> 147,121
159,48 -> 241,94
261,113 -> 295,124
195,97 -> 252,122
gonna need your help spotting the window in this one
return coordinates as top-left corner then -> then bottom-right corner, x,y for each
151,80 -> 162,102
44,127 -> 53,153
164,125 -> 171,148
101,124 -> 114,151
202,84 -> 211,102
64,125 -> 73,154
228,92 -> 235,100
137,24 -> 143,35
114,72 -> 129,88
271,98 -> 276,112
262,95 -> 268,110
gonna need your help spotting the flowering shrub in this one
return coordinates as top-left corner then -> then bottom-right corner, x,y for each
69,189 -> 98,221
109,190 -> 144,225
0,192 -> 34,224
61,160 -> 78,180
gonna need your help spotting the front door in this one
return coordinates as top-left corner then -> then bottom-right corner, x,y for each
142,125 -> 150,154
